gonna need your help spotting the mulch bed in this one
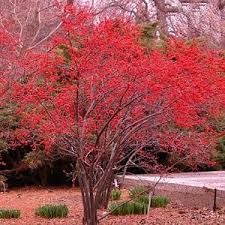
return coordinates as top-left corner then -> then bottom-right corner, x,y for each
0,187 -> 224,225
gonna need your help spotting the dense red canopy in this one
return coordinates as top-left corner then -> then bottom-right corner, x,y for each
1,6 -> 225,167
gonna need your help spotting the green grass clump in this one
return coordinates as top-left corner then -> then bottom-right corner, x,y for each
151,196 -> 169,208
110,189 -> 122,201
0,209 -> 20,219
109,201 -> 147,216
109,186 -> 169,216
136,194 -> 149,204
129,186 -> 147,199
129,186 -> 149,205
35,204 -> 68,218
129,186 -> 169,208
134,194 -> 169,208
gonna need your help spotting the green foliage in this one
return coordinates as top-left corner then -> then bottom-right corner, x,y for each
109,186 -> 169,216
129,186 -> 147,199
211,114 -> 225,169
55,37 -> 83,64
110,189 -> 121,201
141,22 -> 158,38
135,194 -> 149,205
133,194 -> 169,208
184,37 -> 206,47
35,204 -> 68,218
151,196 -> 169,208
214,136 -> 225,169
128,186 -> 148,205
129,186 -> 169,208
0,209 -> 20,219
0,139 -> 8,151
0,104 -> 19,151
22,150 -> 51,170
0,105 -> 18,130
210,115 -> 225,133
139,22 -> 165,50
55,44 -> 71,64
108,201 -> 147,216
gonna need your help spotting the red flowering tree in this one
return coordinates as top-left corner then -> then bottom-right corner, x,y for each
1,4 -> 225,225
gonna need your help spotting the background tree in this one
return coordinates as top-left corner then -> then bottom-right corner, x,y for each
93,0 -> 225,48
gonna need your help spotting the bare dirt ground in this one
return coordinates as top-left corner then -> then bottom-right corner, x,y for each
0,187 -> 225,225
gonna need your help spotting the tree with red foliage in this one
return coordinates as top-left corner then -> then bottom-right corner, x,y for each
1,4 -> 225,225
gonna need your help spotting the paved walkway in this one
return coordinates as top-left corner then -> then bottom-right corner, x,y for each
124,171 -> 225,190
122,171 -> 225,208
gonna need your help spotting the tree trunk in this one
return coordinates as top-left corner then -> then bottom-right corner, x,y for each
76,161 -> 98,225
218,2 -> 225,48
39,166 -> 48,186
154,0 -> 169,37
95,170 -> 114,209
67,0 -> 74,4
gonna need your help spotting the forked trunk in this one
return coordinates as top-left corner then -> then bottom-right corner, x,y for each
77,161 -> 98,225
76,159 -> 115,224
82,191 -> 98,225
95,170 -> 114,209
